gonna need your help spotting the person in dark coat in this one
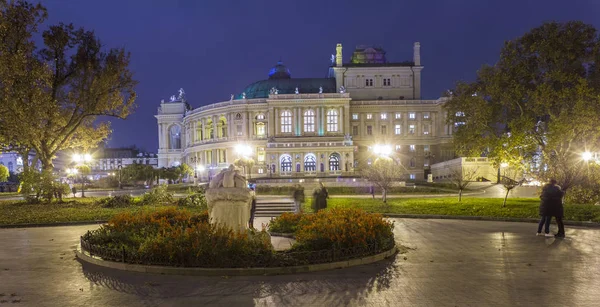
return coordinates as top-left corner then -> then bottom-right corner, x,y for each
538,179 -> 565,238
312,183 -> 328,212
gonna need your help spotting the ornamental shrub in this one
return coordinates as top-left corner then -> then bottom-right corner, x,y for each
97,195 -> 135,208
140,184 -> 173,205
293,208 -> 395,251
83,208 -> 273,267
268,212 -> 303,233
176,191 -> 208,210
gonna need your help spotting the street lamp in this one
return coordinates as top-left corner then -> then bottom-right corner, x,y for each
582,152 -> 593,162
235,144 -> 253,178
372,144 -> 392,157
118,164 -> 122,189
73,153 -> 92,197
196,164 -> 205,182
190,156 -> 200,184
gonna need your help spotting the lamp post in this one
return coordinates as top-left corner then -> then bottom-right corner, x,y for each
235,144 -> 253,179
73,153 -> 92,197
190,156 -> 199,184
197,164 -> 205,183
118,164 -> 122,189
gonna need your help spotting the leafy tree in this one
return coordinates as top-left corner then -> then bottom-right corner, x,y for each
178,164 -> 193,180
447,166 -> 479,202
233,157 -> 255,179
0,1 -> 137,171
444,21 -> 600,192
361,157 -> 406,203
0,165 -> 8,182
122,163 -> 154,185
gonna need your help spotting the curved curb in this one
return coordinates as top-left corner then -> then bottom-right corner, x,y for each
383,214 -> 600,228
0,220 -> 107,229
75,245 -> 397,276
268,232 -> 295,238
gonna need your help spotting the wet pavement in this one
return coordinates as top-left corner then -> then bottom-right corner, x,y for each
0,219 -> 599,306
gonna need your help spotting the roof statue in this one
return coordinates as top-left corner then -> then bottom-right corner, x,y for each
230,94 -> 234,101
161,99 -> 165,103
295,87 -> 299,94
269,87 -> 279,95
330,54 -> 335,64
178,88 -> 186,101
319,86 -> 323,94
242,92 -> 246,99
339,86 -> 346,94
170,95 -> 176,102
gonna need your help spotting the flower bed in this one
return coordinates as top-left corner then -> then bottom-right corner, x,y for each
81,207 -> 396,268
269,208 -> 395,252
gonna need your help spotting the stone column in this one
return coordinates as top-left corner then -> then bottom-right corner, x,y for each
268,109 -> 275,137
213,116 -> 218,140
158,123 -> 163,149
417,112 -> 422,136
403,113 -> 408,137
321,107 -> 326,134
316,107 -> 320,135
338,106 -> 343,134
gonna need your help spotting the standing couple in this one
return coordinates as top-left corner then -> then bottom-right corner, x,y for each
537,179 -> 565,238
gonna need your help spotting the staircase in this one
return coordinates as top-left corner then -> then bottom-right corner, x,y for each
254,197 -> 296,217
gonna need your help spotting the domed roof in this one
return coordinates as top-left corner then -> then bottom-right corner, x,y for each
237,61 -> 337,99
238,78 -> 337,99
268,61 -> 291,79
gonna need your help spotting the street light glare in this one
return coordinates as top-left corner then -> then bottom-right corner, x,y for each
582,151 -> 593,161
84,154 -> 92,162
235,144 -> 252,156
373,144 -> 392,156
197,165 -> 205,172
72,154 -> 82,162
500,162 -> 509,168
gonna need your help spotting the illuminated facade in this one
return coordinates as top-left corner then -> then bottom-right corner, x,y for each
156,43 -> 455,180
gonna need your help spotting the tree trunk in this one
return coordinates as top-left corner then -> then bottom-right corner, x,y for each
382,188 -> 387,203
503,190 -> 510,207
458,189 -> 462,202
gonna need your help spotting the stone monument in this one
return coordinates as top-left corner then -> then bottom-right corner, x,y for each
205,165 -> 254,232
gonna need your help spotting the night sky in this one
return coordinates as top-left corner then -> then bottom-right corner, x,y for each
40,0 -> 599,152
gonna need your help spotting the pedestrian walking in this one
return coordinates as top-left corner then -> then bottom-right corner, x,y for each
293,185 -> 305,213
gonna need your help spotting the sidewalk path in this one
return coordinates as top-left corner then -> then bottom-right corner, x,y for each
1,219 -> 598,306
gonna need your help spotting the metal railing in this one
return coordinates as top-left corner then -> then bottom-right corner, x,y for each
80,233 -> 394,268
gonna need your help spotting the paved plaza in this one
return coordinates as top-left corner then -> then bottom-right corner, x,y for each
1,218 -> 599,306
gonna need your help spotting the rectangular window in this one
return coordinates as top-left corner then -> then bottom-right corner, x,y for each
352,113 -> 359,120
383,78 -> 391,86
381,125 -> 387,135
395,124 -> 401,135
257,150 -> 265,163
258,168 -> 264,174
423,124 -> 429,135
256,123 -> 265,136
424,145 -> 430,152
367,126 -> 372,136
409,174 -> 416,180
237,124 -> 243,136
352,126 -> 359,136
395,145 -> 401,151
409,124 -> 415,134
409,145 -> 415,152
423,112 -> 430,119
395,113 -> 401,119
365,79 -> 373,87
380,113 -> 387,120
281,111 -> 292,133
366,113 -> 373,120
409,112 -> 416,119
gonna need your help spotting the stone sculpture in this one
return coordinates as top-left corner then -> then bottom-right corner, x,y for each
319,86 -> 323,94
295,87 -> 299,94
205,165 -> 254,232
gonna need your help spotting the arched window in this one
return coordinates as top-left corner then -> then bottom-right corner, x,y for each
329,153 -> 340,171
255,113 -> 265,120
169,125 -> 181,149
280,155 -> 292,172
304,154 -> 316,171
303,110 -> 315,132
296,163 -> 301,172
281,111 -> 292,133
256,122 -> 265,136
218,116 -> 227,138
327,109 -> 338,132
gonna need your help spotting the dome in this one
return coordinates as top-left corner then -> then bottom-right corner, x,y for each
238,78 -> 337,99
268,61 -> 291,79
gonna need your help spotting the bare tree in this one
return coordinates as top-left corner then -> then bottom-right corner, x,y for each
499,168 -> 525,207
447,166 -> 479,202
361,157 -> 406,203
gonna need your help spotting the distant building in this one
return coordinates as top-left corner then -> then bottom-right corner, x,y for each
156,43 -> 456,181
90,147 -> 158,171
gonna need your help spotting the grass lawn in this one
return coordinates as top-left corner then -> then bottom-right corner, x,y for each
0,198 -> 205,225
304,197 -> 600,223
0,192 -> 20,197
